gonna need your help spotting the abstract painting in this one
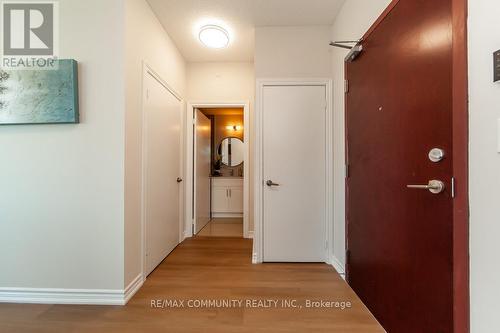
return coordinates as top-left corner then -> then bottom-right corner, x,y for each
0,59 -> 79,125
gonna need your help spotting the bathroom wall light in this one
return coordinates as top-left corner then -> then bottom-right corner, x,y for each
226,125 -> 242,131
199,25 -> 230,49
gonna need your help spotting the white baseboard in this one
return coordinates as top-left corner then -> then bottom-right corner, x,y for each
247,231 -> 254,239
331,255 -> 346,280
252,252 -> 259,264
123,274 -> 144,304
182,229 -> 192,240
0,274 -> 144,306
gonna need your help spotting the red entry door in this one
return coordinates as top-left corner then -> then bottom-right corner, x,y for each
346,1 -> 459,333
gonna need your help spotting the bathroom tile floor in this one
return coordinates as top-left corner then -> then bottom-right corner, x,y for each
197,218 -> 243,237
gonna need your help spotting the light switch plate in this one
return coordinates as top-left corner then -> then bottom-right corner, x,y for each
495,50 -> 500,82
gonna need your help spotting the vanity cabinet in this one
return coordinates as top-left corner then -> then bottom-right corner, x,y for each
211,178 -> 243,217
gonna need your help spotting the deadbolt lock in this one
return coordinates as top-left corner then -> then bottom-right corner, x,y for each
428,148 -> 445,163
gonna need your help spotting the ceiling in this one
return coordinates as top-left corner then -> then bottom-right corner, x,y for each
147,0 -> 346,62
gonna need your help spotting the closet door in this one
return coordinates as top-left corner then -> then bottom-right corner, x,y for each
262,85 -> 327,262
144,71 -> 182,276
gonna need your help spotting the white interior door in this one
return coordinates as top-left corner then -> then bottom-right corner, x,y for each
263,85 -> 327,262
194,110 -> 211,234
144,71 -> 182,276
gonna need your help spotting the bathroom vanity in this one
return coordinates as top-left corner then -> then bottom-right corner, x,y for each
211,177 -> 243,218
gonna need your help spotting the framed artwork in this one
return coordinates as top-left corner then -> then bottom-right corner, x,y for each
0,59 -> 79,125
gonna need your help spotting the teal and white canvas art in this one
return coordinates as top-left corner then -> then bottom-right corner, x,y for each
0,59 -> 79,125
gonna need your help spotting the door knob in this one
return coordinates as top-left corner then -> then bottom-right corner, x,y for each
407,180 -> 445,194
177,177 -> 183,183
266,180 -> 280,187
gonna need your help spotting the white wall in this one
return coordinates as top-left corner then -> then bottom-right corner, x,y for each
124,0 -> 187,286
0,0 -> 126,289
187,62 -> 254,102
468,0 -> 500,331
0,0 -> 188,294
330,0 -> 392,272
186,62 -> 255,230
255,26 -> 332,78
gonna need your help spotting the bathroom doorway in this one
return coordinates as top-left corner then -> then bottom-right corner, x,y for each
185,103 -> 250,239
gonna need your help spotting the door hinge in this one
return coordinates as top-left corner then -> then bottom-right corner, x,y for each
451,177 -> 456,198
346,249 -> 351,265
344,79 -> 349,93
345,164 -> 350,178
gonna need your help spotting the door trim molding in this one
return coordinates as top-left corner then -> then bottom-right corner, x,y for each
451,0 -> 469,332
185,102 -> 251,239
141,62 -> 184,281
253,78 -> 333,264
331,255 -> 346,279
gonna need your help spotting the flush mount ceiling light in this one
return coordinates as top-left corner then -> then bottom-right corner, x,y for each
199,25 -> 230,49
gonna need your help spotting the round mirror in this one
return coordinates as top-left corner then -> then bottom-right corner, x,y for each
218,137 -> 244,167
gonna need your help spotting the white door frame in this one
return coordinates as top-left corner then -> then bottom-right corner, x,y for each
185,102 -> 251,238
253,79 -> 333,264
141,62 -> 185,279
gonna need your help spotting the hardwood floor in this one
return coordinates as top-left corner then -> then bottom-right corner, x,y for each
0,237 -> 384,333
197,218 -> 243,237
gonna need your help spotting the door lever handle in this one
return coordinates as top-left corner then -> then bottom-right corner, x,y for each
407,180 -> 445,194
266,180 -> 280,187
177,177 -> 183,183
